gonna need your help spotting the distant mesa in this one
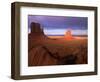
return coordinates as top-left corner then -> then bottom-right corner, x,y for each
65,29 -> 74,39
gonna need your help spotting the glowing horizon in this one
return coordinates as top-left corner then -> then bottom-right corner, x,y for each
44,29 -> 87,36
28,28 -> 87,36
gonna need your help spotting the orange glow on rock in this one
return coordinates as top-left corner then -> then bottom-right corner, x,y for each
65,30 -> 74,40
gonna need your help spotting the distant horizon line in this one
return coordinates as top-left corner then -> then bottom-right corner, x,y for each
46,34 -> 88,36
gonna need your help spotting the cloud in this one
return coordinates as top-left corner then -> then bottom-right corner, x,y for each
28,15 -> 88,30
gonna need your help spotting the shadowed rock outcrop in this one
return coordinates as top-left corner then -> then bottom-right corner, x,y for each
30,22 -> 44,36
28,22 -> 58,66
28,22 -> 47,51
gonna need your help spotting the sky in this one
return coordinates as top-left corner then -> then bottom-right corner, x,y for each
28,15 -> 88,35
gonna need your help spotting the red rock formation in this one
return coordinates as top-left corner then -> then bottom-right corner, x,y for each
28,22 -> 46,51
30,22 -> 44,36
28,22 -> 87,66
28,22 -> 58,66
65,29 -> 74,39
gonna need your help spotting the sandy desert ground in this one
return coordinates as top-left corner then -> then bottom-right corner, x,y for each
28,35 -> 88,66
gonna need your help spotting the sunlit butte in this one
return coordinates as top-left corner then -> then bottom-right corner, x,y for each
65,29 -> 74,40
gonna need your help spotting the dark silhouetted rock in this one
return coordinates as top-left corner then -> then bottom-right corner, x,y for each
30,22 -> 44,36
28,22 -> 47,51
